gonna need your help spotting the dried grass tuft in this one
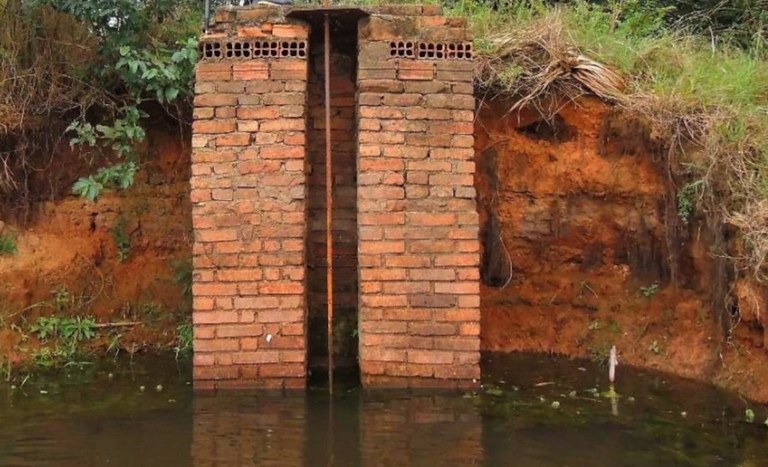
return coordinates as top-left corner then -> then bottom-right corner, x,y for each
476,11 -> 625,117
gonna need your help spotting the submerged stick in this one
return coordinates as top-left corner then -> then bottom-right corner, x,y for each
92,321 -> 141,329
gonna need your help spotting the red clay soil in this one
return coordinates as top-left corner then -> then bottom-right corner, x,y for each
3,98 -> 768,402
475,96 -> 768,402
0,125 -> 192,364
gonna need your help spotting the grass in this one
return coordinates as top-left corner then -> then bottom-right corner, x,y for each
445,0 -> 768,281
0,233 -> 16,255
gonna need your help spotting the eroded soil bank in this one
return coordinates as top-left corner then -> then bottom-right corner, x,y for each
2,98 -> 768,401
0,116 -> 192,363
476,96 -> 768,401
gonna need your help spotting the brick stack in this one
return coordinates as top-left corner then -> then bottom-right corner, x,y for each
190,5 -> 481,389
356,11 -> 481,387
190,18 -> 309,390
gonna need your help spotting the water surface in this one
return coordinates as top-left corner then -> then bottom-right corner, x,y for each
1,353 -> 766,466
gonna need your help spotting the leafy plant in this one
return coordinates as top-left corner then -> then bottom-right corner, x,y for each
30,317 -> 62,340
111,216 -> 131,262
648,340 -> 661,355
640,283 -> 660,298
174,322 -> 193,358
28,315 -> 98,367
172,258 -> 193,301
677,181 -> 703,223
72,161 -> 138,201
746,408 -> 756,423
60,316 -> 96,343
5,0 -> 201,201
0,234 -> 17,255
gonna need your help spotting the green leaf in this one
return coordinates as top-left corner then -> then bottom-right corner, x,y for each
72,176 -> 104,202
164,87 -> 179,102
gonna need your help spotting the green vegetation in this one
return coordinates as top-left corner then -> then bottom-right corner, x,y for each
111,216 -> 131,262
640,283 -> 660,298
0,233 -> 16,255
172,258 -> 193,302
452,0 -> 768,282
0,0 -> 200,197
28,315 -> 98,367
174,322 -> 193,359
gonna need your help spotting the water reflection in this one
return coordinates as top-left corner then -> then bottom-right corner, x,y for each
192,391 -> 484,467
1,354 -> 766,466
193,393 -> 307,466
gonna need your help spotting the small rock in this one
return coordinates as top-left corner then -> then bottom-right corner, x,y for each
155,384 -> 163,392
139,386 -> 145,392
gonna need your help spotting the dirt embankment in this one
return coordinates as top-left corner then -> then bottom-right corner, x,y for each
0,119 -> 192,363
476,96 -> 768,401
2,97 -> 768,401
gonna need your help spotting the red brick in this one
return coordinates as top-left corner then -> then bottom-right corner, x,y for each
216,325 -> 264,338
238,106 -> 279,119
195,94 -> 238,107
410,323 -> 456,336
216,269 -> 262,282
407,213 -> 456,226
362,295 -> 408,308
217,133 -> 250,146
233,62 -> 269,81
232,351 -> 280,364
195,338 -> 239,351
195,366 -> 239,380
194,284 -> 238,297
260,363 -> 305,377
260,282 -> 303,294
435,281 -> 478,294
407,350 -> 454,364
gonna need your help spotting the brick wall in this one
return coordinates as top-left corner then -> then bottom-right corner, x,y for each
191,20 -> 309,390
191,6 -> 481,388
356,13 -> 481,387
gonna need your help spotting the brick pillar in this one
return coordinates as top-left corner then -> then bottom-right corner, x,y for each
356,11 -> 481,387
190,17 -> 309,390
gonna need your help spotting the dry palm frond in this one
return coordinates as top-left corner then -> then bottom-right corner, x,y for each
477,11 -> 625,116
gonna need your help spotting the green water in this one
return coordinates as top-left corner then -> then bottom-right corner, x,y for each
0,353 -> 766,466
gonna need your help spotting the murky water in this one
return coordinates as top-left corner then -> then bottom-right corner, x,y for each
1,353 -> 766,466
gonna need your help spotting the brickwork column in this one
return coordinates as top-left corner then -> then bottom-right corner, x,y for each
190,17 -> 309,390
356,12 -> 481,387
